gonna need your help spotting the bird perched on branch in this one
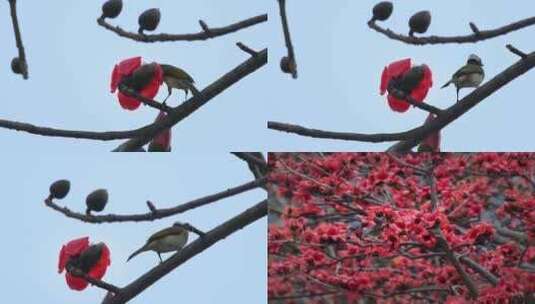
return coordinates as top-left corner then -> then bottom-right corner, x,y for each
127,222 -> 189,263
160,64 -> 200,104
441,54 -> 485,102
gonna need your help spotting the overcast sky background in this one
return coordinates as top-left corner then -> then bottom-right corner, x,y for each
0,151 -> 265,303
268,0 -> 535,151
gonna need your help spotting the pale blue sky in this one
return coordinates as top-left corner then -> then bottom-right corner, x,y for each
267,0 -> 535,151
0,151 -> 266,303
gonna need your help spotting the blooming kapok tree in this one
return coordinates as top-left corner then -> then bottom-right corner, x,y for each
268,153 -> 535,303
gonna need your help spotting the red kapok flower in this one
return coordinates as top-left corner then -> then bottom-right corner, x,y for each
418,113 -> 441,152
380,58 -> 433,112
58,237 -> 111,291
148,111 -> 172,152
110,57 -> 164,111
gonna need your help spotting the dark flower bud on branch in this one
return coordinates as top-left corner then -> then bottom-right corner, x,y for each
138,8 -> 161,34
49,179 -> 71,199
371,1 -> 393,22
86,189 -> 109,214
101,0 -> 123,19
409,10 -> 431,36
11,57 -> 22,75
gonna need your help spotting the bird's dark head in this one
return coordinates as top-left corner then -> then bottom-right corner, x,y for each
467,54 -> 483,66
173,221 -> 187,228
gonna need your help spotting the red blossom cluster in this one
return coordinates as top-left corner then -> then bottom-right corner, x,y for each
268,153 -> 535,303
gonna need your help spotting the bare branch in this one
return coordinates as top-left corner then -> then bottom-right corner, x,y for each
101,200 -> 267,304
236,42 -> 259,57
97,14 -> 267,42
67,266 -> 122,294
507,44 -> 528,59
44,177 -> 266,223
277,0 -> 298,78
8,0 -> 28,79
118,84 -> 173,113
368,16 -> 535,45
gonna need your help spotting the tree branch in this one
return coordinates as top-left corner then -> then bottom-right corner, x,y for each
97,14 -> 267,42
101,199 -> 267,304
0,49 -> 267,144
8,0 -> 28,79
67,266 -> 121,294
113,49 -> 267,151
368,16 -> 535,45
277,0 -> 298,78
268,49 -> 535,151
44,177 -> 266,223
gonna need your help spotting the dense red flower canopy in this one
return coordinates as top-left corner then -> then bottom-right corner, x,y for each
110,56 -> 163,110
380,58 -> 433,112
268,153 -> 535,303
58,237 -> 111,291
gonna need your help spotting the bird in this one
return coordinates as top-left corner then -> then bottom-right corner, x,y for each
160,64 -> 200,104
127,222 -> 189,263
441,54 -> 485,102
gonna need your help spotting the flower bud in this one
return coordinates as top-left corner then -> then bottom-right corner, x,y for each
280,56 -> 292,74
50,179 -> 71,199
371,2 -> 393,22
138,8 -> 161,34
409,11 -> 431,36
11,57 -> 22,75
86,189 -> 108,214
101,0 -> 123,19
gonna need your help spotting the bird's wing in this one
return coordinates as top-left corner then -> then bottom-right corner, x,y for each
161,64 -> 195,83
148,226 -> 185,243
453,64 -> 483,78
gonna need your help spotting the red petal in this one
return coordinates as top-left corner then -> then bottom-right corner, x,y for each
58,237 -> 89,273
110,57 -> 142,93
380,67 -> 389,95
88,243 -> 111,280
410,64 -> 433,102
66,273 -> 89,291
117,57 -> 142,76
387,95 -> 410,112
117,92 -> 141,110
387,58 -> 411,79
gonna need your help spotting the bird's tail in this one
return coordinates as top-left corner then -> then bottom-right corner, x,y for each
180,80 -> 201,96
441,80 -> 452,89
127,245 -> 147,262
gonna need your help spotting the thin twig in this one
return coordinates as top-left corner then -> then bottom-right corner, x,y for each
368,16 -> 535,45
8,0 -> 28,79
277,0 -> 298,78
97,14 -> 267,42
67,267 -> 121,294
44,177 -> 266,223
